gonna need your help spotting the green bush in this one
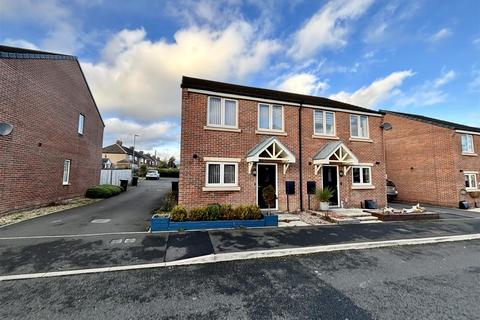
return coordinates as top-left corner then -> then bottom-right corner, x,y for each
159,191 -> 178,212
170,205 -> 188,221
187,206 -> 208,221
158,167 -> 179,178
138,164 -> 148,177
234,204 -> 262,220
85,184 -> 122,198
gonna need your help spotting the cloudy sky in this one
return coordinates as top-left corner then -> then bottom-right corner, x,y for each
1,0 -> 479,160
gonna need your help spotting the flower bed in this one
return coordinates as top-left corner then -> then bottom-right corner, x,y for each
151,204 -> 278,232
364,210 -> 439,221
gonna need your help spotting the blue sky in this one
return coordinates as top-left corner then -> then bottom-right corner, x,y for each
1,0 -> 479,160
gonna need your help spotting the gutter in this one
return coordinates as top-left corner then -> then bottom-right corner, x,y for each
298,103 -> 304,212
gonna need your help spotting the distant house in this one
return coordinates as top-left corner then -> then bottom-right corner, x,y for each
102,140 -> 157,169
0,45 -> 104,215
382,110 -> 480,208
102,158 -> 112,169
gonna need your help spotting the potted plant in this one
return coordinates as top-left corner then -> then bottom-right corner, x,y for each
315,187 -> 333,211
262,185 -> 276,215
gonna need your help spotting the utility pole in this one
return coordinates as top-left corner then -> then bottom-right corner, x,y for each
132,134 -> 139,169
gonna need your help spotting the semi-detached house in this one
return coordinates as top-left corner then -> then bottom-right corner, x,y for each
179,76 -> 388,212
383,110 -> 480,208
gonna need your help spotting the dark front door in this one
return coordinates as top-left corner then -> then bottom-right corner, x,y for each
257,164 -> 277,209
322,166 -> 339,206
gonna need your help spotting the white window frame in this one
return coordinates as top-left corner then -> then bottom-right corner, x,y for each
350,114 -> 369,139
63,159 -> 71,185
206,96 -> 238,129
461,134 -> 475,154
257,103 -> 284,132
78,113 -> 85,135
313,110 -> 336,136
465,172 -> 478,191
205,162 -> 239,187
352,166 -> 372,186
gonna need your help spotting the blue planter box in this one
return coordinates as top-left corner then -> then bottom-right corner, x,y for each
150,215 -> 278,232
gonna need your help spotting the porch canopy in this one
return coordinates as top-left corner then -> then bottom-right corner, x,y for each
312,141 -> 358,175
246,137 -> 296,174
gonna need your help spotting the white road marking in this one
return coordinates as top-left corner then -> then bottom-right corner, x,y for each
1,233 -> 480,281
0,231 -> 149,241
91,219 -> 111,223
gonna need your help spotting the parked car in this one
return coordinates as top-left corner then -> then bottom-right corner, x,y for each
146,170 -> 160,180
386,180 -> 398,202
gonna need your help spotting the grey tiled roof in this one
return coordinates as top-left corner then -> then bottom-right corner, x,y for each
246,137 -> 277,157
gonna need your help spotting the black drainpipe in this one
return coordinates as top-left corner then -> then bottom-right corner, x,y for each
298,103 -> 304,212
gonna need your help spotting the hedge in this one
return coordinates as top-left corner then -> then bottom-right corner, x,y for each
85,184 -> 122,199
169,204 -> 262,222
158,168 -> 179,178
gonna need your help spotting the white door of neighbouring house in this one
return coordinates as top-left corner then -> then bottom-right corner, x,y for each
256,163 -> 278,210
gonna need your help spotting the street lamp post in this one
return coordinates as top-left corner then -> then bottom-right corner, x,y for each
132,134 -> 139,169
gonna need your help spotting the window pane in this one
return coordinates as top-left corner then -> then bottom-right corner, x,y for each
224,100 -> 236,126
224,164 -> 236,184
465,175 -> 471,188
325,112 -> 334,135
208,97 -> 221,125
350,115 -> 358,137
259,104 -> 270,129
362,168 -> 371,184
63,160 -> 70,183
314,110 -> 324,134
78,114 -> 84,134
360,116 -> 368,137
208,164 -> 220,184
353,168 -> 361,183
272,106 -> 283,130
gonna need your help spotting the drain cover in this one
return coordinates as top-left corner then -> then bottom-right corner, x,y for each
124,238 -> 136,244
110,239 -> 123,244
91,219 -> 111,223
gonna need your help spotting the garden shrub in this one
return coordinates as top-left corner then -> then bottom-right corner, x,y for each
187,206 -> 208,221
85,184 -> 122,198
158,168 -> 179,178
206,204 -> 221,220
219,204 -> 235,220
170,205 -> 188,221
159,191 -> 178,212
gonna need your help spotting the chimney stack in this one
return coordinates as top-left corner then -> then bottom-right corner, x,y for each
116,140 -> 123,146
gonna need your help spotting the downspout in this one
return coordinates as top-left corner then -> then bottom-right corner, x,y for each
298,103 -> 304,212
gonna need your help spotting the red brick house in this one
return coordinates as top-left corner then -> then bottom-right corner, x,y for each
382,111 -> 480,208
0,46 -> 104,215
179,76 -> 387,212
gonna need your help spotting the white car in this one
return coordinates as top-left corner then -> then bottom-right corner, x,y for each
146,170 -> 160,180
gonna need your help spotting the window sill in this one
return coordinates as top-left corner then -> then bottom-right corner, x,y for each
312,135 -> 339,140
466,189 -> 480,192
204,126 -> 241,133
62,183 -> 71,186
202,186 -> 241,192
255,130 -> 287,136
462,152 -> 478,157
350,137 -> 373,143
351,185 -> 375,190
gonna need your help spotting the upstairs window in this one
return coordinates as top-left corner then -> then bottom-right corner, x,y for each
465,173 -> 478,190
314,110 -> 335,136
63,160 -> 71,185
258,104 -> 283,131
350,114 -> 369,138
206,162 -> 238,186
461,134 -> 474,153
207,97 -> 238,128
352,166 -> 372,185
78,114 -> 85,135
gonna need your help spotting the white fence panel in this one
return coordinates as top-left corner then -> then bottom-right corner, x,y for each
100,169 -> 132,186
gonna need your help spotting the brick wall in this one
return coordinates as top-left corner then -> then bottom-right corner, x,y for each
384,113 -> 480,207
179,89 -> 387,211
0,58 -> 104,215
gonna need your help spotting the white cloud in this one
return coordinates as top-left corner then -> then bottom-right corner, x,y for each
0,0 -> 81,54
473,38 -> 480,46
329,70 -> 414,108
82,23 -> 280,121
470,68 -> 480,91
2,39 -> 39,50
276,73 -> 329,95
395,69 -> 456,106
289,0 -> 374,60
429,28 -> 452,42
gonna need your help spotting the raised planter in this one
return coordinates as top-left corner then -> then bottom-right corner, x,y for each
364,210 -> 439,221
151,214 -> 278,232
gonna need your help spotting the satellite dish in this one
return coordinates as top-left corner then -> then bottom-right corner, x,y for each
380,122 -> 393,131
0,123 -> 13,136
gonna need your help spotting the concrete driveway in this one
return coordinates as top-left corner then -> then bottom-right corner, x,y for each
0,178 -> 176,237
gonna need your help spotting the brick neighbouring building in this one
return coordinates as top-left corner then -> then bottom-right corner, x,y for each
179,76 -> 387,212
382,110 -> 480,208
0,46 -> 104,215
